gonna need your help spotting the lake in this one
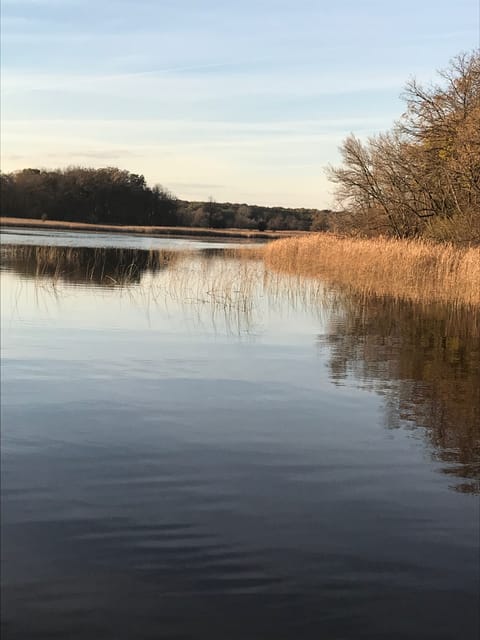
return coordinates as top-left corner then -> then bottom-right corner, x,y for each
1,229 -> 479,640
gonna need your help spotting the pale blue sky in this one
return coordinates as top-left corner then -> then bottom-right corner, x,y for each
1,0 -> 479,207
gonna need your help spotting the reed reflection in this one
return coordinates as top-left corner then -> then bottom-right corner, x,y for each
318,295 -> 480,493
0,243 -> 264,336
0,244 -> 179,287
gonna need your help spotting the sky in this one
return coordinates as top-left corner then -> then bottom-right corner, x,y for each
1,0 -> 479,208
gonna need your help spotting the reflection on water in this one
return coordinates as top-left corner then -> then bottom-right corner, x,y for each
3,241 -> 478,493
319,296 -> 480,494
2,242 -> 479,491
0,227 -> 262,250
1,238 -> 479,639
1,244 -> 179,286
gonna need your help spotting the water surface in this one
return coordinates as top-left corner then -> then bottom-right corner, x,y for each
1,233 -> 479,640
1,227 -> 262,250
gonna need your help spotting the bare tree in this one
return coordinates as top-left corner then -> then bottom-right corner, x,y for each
328,50 -> 480,241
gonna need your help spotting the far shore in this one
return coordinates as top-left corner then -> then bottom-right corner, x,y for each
0,217 -> 308,240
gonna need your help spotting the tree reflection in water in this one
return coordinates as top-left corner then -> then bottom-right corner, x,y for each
318,295 -> 480,493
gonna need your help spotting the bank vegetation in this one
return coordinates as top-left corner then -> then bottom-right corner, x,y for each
263,234 -> 480,307
328,50 -> 479,242
264,51 -> 480,306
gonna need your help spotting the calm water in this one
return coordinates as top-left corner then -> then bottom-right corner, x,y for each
1,231 -> 479,640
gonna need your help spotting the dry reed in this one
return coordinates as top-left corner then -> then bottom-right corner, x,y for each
262,234 -> 480,307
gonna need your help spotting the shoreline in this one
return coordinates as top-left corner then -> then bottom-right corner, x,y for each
4,216 -> 478,308
0,217 -> 307,240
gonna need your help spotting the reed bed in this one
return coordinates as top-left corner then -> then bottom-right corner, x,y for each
3,240 -> 479,340
263,234 -> 480,308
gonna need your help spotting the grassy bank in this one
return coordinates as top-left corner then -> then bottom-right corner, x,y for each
263,234 -> 480,307
0,216 -> 306,240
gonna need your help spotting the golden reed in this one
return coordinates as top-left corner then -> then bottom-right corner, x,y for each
263,234 -> 480,307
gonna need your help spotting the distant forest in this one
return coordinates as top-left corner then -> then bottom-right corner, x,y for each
0,167 -> 332,232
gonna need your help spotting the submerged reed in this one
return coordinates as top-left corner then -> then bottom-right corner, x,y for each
0,245 -> 180,286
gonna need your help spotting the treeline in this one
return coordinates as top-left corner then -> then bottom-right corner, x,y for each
176,199 -> 331,231
0,167 -> 178,227
0,167 -> 332,231
329,50 -> 480,242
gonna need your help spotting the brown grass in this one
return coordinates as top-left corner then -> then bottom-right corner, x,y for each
263,233 -> 480,307
0,216 -> 307,240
